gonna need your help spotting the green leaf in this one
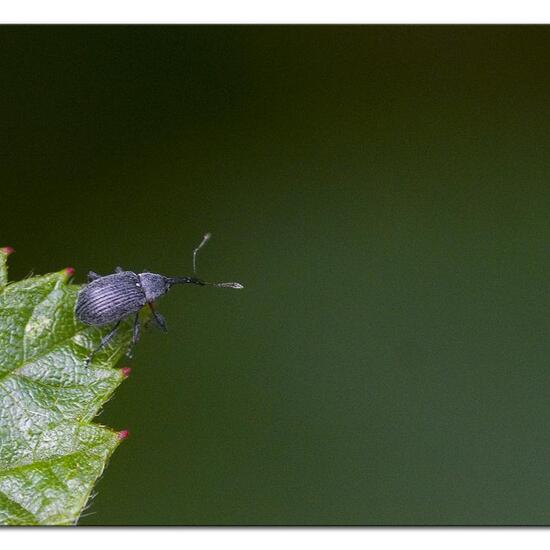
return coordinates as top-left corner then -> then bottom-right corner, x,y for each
0,249 -> 133,525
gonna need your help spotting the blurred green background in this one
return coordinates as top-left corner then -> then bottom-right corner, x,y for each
1,26 -> 550,525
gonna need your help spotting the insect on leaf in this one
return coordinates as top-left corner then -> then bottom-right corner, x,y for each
0,248 -> 133,525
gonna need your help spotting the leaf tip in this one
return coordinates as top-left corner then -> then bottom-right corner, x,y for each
0,246 -> 15,256
117,429 -> 130,440
64,266 -> 76,279
121,366 -> 132,378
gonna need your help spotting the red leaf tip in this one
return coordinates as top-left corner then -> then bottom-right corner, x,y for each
118,429 -> 130,440
1,246 -> 15,256
65,266 -> 76,277
121,366 -> 132,378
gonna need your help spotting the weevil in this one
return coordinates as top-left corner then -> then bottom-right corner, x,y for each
75,233 -> 243,366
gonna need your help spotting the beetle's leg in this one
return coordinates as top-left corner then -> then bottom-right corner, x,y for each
126,313 -> 141,359
154,311 -> 167,332
87,271 -> 101,282
133,313 -> 141,345
85,320 -> 121,367
115,266 -> 124,273
148,303 -> 168,332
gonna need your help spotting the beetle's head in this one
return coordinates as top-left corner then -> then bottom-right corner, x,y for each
139,272 -> 172,302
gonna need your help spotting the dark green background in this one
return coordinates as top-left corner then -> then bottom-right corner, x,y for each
1,26 -> 550,525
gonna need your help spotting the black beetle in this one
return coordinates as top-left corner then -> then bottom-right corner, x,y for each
76,233 -> 243,365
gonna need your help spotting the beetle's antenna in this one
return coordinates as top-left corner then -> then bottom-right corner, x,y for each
174,232 -> 243,290
168,276 -> 244,290
211,281 -> 244,289
193,232 -> 211,275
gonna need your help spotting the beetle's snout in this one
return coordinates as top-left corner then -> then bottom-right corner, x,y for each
168,276 -> 206,287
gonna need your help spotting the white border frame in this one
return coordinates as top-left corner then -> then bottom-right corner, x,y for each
1,0 -> 550,24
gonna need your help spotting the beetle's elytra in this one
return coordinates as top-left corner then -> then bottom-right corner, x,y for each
76,233 -> 243,366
